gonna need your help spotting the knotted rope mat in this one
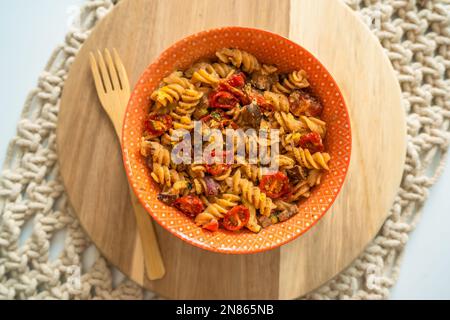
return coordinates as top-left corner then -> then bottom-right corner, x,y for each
0,0 -> 449,299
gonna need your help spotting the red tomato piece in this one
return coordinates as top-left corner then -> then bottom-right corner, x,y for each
205,150 -> 231,176
222,205 -> 250,231
250,92 -> 273,111
144,114 -> 173,137
202,219 -> 219,232
298,132 -> 324,153
226,73 -> 246,88
209,91 -> 239,110
218,82 -> 251,105
289,91 -> 323,117
259,172 -> 290,199
206,163 -> 230,176
173,195 -> 205,218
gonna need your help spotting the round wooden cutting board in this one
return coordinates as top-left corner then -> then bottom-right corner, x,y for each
56,0 -> 406,299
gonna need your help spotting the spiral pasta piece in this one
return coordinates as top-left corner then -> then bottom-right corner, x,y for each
179,88 -> 203,109
281,132 -> 302,150
172,180 -> 190,194
274,111 -> 304,132
225,107 -> 244,126
140,138 -> 153,158
151,83 -> 185,107
230,170 -> 275,217
216,48 -> 261,73
300,116 -> 327,138
292,148 -> 331,170
151,71 -> 197,107
188,164 -> 207,178
151,163 -> 183,188
240,164 -> 265,184
171,102 -> 195,118
264,91 -> 290,112
185,62 -> 210,78
284,168 -> 323,202
213,167 -> 232,181
152,72 -> 188,101
212,62 -> 236,78
260,64 -> 278,75
168,89 -> 202,132
277,154 -> 296,169
163,71 -> 194,89
243,200 -> 261,233
172,113 -> 194,131
191,177 -> 207,195
148,142 -> 171,166
192,68 -> 220,86
188,176 -> 228,195
188,62 -> 237,79
229,131 -> 267,162
195,194 -> 241,227
272,70 -> 309,94
287,180 -> 311,201
307,169 -> 323,187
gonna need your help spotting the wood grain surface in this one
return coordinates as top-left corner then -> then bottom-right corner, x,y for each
56,0 -> 406,299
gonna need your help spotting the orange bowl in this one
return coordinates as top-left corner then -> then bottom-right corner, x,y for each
122,27 -> 351,254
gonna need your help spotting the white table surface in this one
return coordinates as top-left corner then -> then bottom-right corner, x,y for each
1,0 -> 449,300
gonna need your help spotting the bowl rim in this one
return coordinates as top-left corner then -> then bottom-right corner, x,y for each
121,26 -> 352,254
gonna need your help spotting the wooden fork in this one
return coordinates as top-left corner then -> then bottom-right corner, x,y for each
89,49 -> 165,280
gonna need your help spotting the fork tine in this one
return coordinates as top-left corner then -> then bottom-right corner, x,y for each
104,49 -> 121,91
89,52 -> 106,95
96,50 -> 113,93
113,48 -> 130,95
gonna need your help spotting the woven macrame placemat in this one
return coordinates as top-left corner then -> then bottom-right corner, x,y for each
0,0 -> 449,300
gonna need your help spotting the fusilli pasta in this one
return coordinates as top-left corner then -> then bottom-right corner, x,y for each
272,70 -> 310,94
140,48 -> 330,233
229,170 -> 275,217
216,48 -> 260,73
291,147 -> 331,170
195,194 -> 241,227
264,91 -> 290,112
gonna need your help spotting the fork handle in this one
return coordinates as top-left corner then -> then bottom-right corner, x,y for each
90,49 -> 165,281
129,185 -> 166,280
117,93 -> 165,280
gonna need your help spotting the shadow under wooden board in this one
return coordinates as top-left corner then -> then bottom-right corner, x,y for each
56,0 -> 406,299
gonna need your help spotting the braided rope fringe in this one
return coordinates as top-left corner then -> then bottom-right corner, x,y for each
0,0 -> 449,300
306,0 -> 450,299
0,0 -> 145,300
